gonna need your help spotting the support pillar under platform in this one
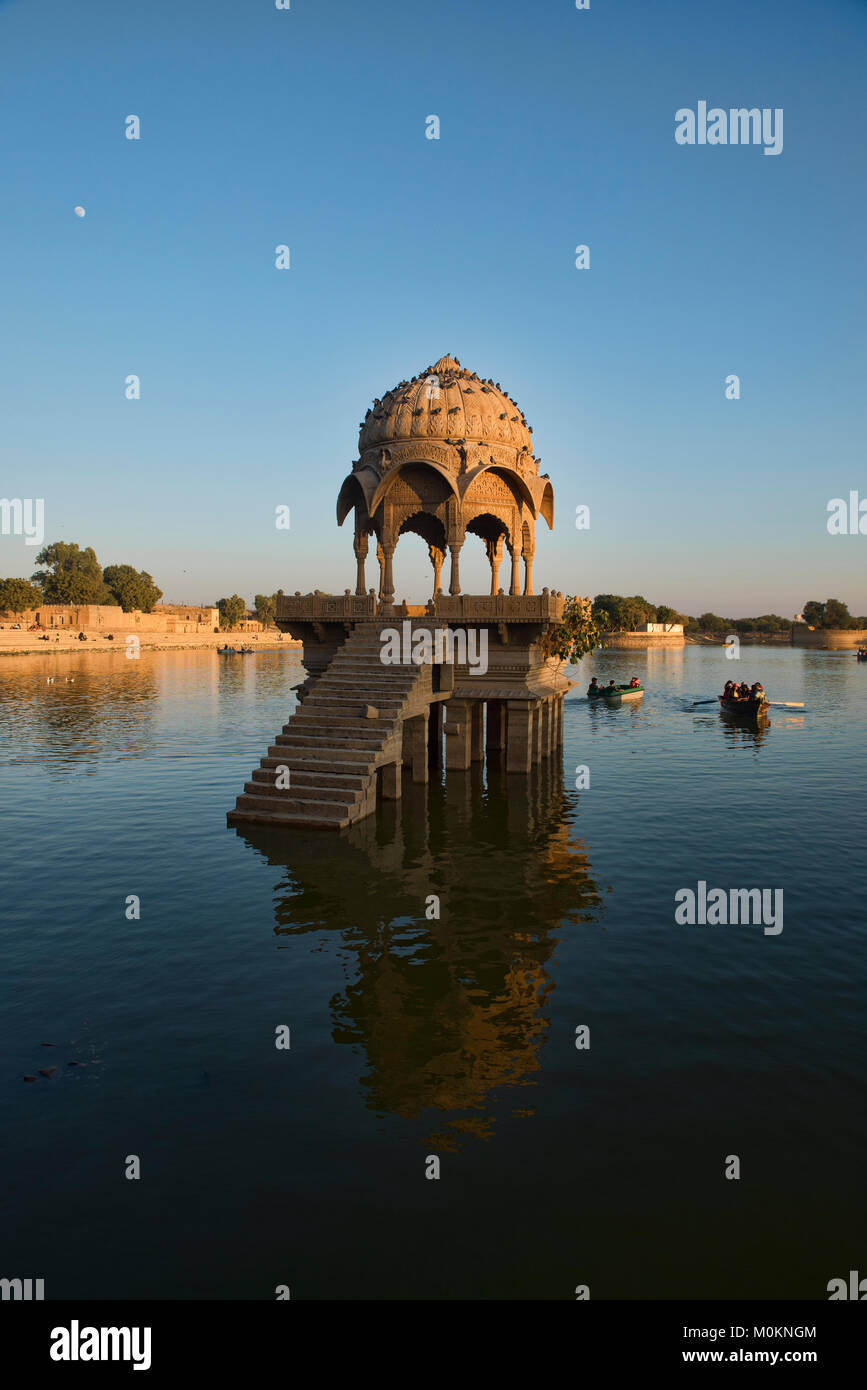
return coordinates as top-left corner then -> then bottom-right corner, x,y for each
470,702 -> 484,762
506,699 -> 533,773
531,702 -> 543,764
403,711 -> 429,784
444,699 -> 472,771
381,760 -> 402,799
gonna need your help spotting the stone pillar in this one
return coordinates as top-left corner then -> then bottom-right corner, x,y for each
506,699 -> 533,773
507,538 -> 522,596
429,544 -> 445,598
444,699 -> 471,770
543,698 -> 554,758
381,542 -> 396,613
381,760 -> 402,799
486,535 -> 504,596
556,694 -> 565,746
428,701 -> 443,766
523,537 -> 535,596
531,702 -> 543,763
404,712 -> 429,784
470,701 -> 484,761
353,531 -> 368,596
486,699 -> 506,751
376,541 -> 385,603
448,540 -> 463,596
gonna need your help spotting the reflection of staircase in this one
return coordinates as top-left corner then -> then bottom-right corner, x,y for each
227,621 -> 428,830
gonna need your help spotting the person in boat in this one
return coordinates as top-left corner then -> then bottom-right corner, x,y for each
750,682 -> 765,702
629,676 -> 640,688
587,677 -> 599,696
736,681 -> 750,699
723,680 -> 735,700
607,680 -> 617,690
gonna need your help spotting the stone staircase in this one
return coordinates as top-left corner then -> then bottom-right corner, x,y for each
227,620 -> 432,830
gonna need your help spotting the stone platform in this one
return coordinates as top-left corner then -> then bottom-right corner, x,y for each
226,593 -> 572,830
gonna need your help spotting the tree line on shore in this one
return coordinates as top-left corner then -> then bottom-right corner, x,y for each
592,594 -> 866,634
0,542 -> 280,631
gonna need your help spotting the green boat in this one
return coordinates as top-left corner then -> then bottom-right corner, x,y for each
588,684 -> 644,702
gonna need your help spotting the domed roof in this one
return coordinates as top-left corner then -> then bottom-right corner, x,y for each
359,354 -> 534,456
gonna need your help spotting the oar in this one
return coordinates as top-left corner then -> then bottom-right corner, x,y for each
692,698 -> 719,706
766,701 -> 805,708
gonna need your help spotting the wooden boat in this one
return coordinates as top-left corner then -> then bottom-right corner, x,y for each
589,684 -> 644,702
719,694 -> 768,718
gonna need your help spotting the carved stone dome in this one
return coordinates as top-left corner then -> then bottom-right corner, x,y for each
359,354 -> 534,460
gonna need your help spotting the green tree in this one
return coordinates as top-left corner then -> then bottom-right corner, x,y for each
541,596 -> 604,663
655,604 -> 686,627
217,595 -> 247,630
822,598 -> 853,629
0,577 -> 43,614
31,542 -> 112,604
103,564 -> 163,613
624,595 -> 656,628
696,612 -> 728,634
254,593 -> 277,628
801,600 -> 825,629
592,594 -> 626,631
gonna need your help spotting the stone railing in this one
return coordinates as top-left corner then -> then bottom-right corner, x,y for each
429,591 -> 566,622
276,592 -> 377,622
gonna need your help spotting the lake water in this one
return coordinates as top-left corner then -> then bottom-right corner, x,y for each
1,644 -> 864,1300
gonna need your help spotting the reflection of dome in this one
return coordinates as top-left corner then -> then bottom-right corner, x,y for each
359,354 -> 535,459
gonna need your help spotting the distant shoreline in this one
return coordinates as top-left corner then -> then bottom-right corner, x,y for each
0,632 -> 302,658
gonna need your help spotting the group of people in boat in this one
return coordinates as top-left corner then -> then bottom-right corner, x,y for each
722,680 -> 765,703
587,677 -> 641,696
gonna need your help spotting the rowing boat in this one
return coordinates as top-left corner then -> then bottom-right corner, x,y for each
589,684 -> 644,702
719,695 -> 768,718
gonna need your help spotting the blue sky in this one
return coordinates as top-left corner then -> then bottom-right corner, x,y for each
1,0 -> 865,615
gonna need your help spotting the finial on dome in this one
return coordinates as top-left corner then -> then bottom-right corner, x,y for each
433,353 -> 461,374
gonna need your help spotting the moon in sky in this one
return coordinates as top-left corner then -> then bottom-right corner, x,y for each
74,206 -> 86,217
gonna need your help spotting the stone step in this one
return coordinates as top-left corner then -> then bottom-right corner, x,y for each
318,674 -> 417,689
268,741 -> 376,762
243,780 -> 364,806
228,805 -> 354,831
289,714 -> 398,733
277,724 -> 388,744
300,698 -> 405,716
259,755 -> 372,780
255,763 -> 368,790
234,791 -> 352,819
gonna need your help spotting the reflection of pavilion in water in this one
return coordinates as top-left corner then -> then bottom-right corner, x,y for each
235,757 -> 603,1148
